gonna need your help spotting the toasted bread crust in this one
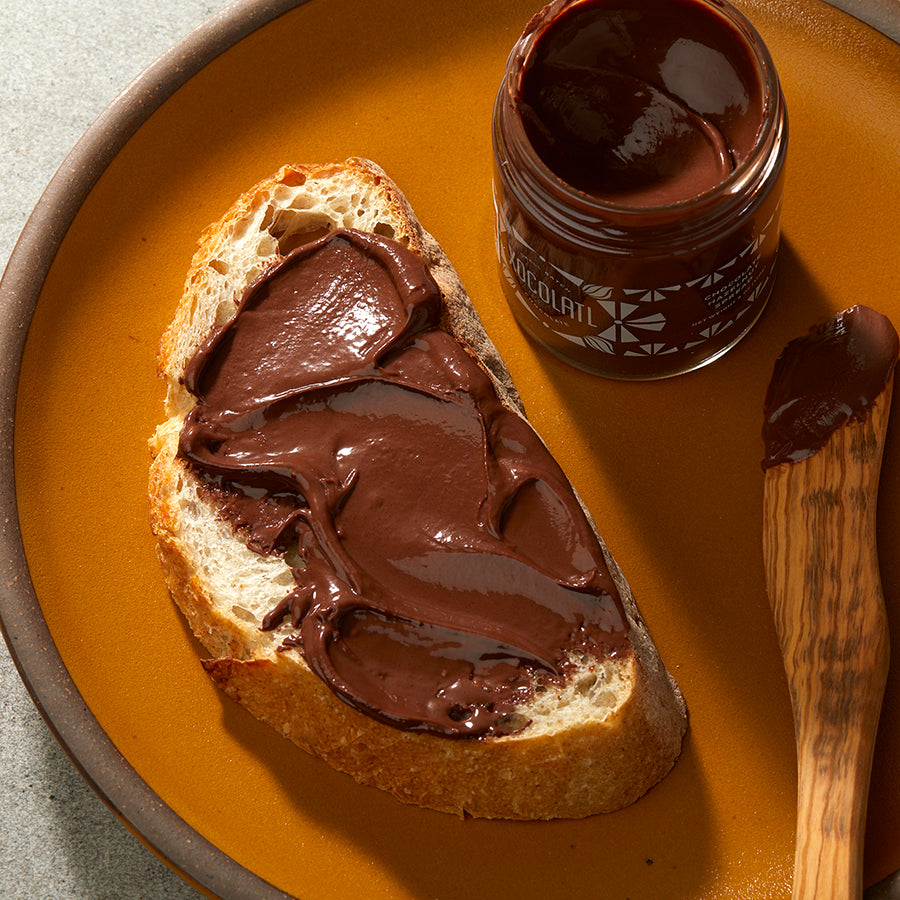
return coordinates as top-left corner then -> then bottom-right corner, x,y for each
149,158 -> 686,819
200,652 -> 678,819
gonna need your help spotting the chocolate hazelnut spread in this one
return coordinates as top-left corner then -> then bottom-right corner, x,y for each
516,0 -> 761,207
492,0 -> 788,379
178,228 -> 629,738
762,305 -> 899,470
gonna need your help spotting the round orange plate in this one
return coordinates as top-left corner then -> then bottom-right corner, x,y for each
4,1 -> 900,898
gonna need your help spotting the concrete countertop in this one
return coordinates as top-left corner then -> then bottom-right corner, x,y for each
0,5 -> 234,897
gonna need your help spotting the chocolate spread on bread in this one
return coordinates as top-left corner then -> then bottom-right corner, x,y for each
178,228 -> 629,738
762,305 -> 899,470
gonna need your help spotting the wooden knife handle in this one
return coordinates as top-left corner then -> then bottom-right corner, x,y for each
763,390 -> 892,900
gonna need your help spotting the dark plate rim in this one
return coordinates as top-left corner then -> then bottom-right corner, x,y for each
0,2 -> 898,899
0,2 -> 308,898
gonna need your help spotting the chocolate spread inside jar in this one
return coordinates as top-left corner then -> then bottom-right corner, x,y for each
178,229 -> 629,739
493,0 -> 788,379
762,305 -> 899,470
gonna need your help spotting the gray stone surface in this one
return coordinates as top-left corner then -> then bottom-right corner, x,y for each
0,4 -> 235,897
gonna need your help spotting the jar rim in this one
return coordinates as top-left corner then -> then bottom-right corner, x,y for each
497,0 -> 786,222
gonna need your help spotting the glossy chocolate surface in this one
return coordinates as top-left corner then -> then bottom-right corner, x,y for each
762,305 -> 899,469
179,229 -> 628,738
493,0 -> 787,379
516,0 -> 764,206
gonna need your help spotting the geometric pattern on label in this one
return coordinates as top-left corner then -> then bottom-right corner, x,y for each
538,204 -> 780,359
495,201 -> 781,357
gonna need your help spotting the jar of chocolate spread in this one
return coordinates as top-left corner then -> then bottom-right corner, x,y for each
492,0 -> 788,379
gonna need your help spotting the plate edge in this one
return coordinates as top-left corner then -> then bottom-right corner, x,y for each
0,2 -> 311,899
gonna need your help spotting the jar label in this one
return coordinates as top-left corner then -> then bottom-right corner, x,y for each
496,199 -> 782,377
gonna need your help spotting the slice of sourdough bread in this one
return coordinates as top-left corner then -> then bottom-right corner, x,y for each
149,158 -> 686,819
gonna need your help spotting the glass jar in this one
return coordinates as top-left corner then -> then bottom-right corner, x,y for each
492,0 -> 788,380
